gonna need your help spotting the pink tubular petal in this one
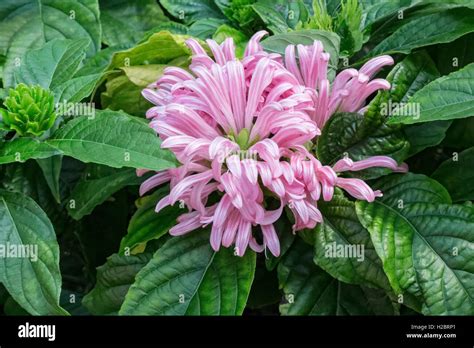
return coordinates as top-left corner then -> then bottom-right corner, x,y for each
185,38 -> 207,55
359,55 -> 394,78
222,210 -> 240,247
241,159 -> 258,184
244,30 -> 268,57
169,211 -> 202,236
155,195 -> 171,213
336,177 -> 380,202
169,170 -> 213,204
244,58 -> 275,129
139,171 -> 171,196
213,194 -> 232,228
226,154 -> 242,178
136,169 -> 149,177
333,156 -> 409,173
210,223 -> 223,251
235,220 -> 251,256
249,237 -> 265,253
262,224 -> 280,257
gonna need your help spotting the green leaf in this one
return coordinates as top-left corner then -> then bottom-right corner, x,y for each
159,0 -> 226,24
370,8 -> 474,57
53,73 -> 102,104
102,64 -> 182,117
443,116 -> 474,149
12,38 -> 102,103
121,65 -> 167,87
120,231 -> 256,315
366,51 -> 451,155
360,0 -> 420,30
14,39 -> 89,89
100,0 -> 169,47
101,74 -> 153,117
107,31 -> 191,70
435,33 -> 474,75
313,194 -> 391,290
0,0 -> 101,87
432,147 -> 474,202
36,155 -> 62,203
76,46 -> 128,77
0,190 -> 68,315
188,19 -> 228,39
82,252 -> 152,315
67,167 -> 145,220
388,63 -> 474,125
356,174 -> 474,315
47,110 -> 177,171
119,187 -> 183,254
253,0 -> 309,34
316,112 -> 409,179
261,29 -> 340,79
278,239 -> 397,315
371,173 -> 452,206
0,138 -> 60,164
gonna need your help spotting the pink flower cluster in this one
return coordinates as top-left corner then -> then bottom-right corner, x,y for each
140,31 -> 407,257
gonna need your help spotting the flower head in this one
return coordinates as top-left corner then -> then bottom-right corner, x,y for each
284,41 -> 394,127
141,31 -> 322,256
0,84 -> 56,137
141,32 -> 407,257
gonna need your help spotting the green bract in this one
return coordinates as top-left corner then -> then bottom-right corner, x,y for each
0,84 -> 57,137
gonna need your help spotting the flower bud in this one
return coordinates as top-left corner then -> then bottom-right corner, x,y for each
0,84 -> 56,136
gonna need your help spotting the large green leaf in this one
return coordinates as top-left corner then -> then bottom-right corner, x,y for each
370,173 -> 452,206
316,112 -> 409,179
0,190 -> 67,315
100,0 -> 169,47
435,32 -> 474,75
0,0 -> 101,87
313,195 -> 391,290
101,74 -> 153,117
159,0 -> 225,24
101,65 -> 168,117
388,63 -> 474,125
370,8 -> 474,57
0,138 -> 60,164
366,51 -> 451,155
356,174 -> 474,315
432,147 -> 474,202
13,38 -> 102,103
261,30 -> 340,78
82,252 -> 152,315
36,155 -> 62,203
361,0 -> 421,30
14,39 -> 89,88
188,19 -> 227,39
119,188 -> 183,254
443,117 -> 474,149
253,0 -> 309,34
120,231 -> 256,315
107,31 -> 191,70
278,239 -> 397,315
67,166 -> 145,220
47,110 -> 177,171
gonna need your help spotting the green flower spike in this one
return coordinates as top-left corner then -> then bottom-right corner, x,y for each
0,83 -> 57,137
